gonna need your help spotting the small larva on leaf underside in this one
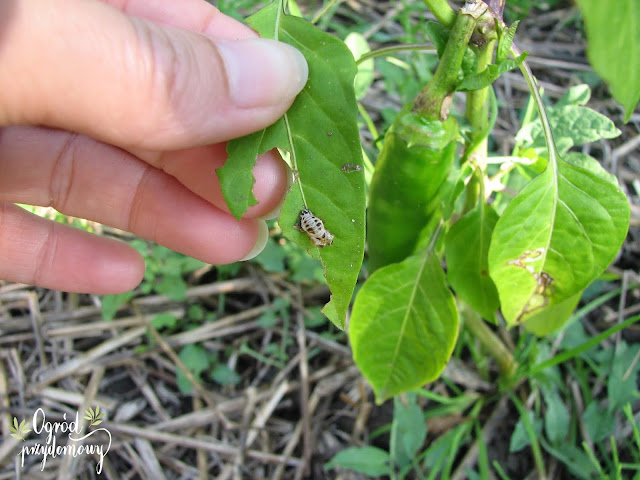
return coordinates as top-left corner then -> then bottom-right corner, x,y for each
294,209 -> 334,248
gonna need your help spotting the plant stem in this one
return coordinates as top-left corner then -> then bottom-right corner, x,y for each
355,43 -> 435,66
463,307 -> 518,378
463,38 -> 495,213
421,0 -> 455,27
511,44 -> 559,167
414,1 -> 484,119
465,40 -> 495,150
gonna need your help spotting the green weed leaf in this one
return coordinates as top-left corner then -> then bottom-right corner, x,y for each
425,21 -> 448,55
151,313 -> 178,330
345,32 -> 374,99
488,153 -> 629,328
574,0 -> 640,121
557,84 -> 591,107
516,105 -> 621,154
101,291 -> 134,321
584,401 -> 615,442
210,364 -> 241,386
221,0 -> 365,329
326,446 -> 392,476
607,342 -> 640,411
543,389 -> 570,445
445,205 -> 500,321
390,394 -> 427,469
252,237 -> 287,273
509,411 -> 542,453
177,344 -> 210,394
349,253 -> 458,403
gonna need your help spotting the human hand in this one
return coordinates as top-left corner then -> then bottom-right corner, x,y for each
0,0 -> 308,294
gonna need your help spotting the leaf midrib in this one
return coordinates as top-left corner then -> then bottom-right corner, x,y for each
381,254 -> 430,397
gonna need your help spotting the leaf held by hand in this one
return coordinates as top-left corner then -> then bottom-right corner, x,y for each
221,1 -> 365,329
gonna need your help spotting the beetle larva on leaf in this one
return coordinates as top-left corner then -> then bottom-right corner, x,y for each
294,209 -> 334,248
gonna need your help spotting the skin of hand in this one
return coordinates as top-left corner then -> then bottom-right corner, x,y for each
0,0 -> 308,294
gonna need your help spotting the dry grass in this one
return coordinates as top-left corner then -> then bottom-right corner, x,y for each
1,1 -> 639,479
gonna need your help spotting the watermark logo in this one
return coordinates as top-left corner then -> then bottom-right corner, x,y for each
11,406 -> 111,474
83,406 -> 105,427
9,417 -> 32,441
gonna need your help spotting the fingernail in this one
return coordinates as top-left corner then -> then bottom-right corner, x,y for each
240,220 -> 269,261
216,38 -> 308,109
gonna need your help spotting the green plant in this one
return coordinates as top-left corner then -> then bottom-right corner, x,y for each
326,393 -> 427,478
218,0 -> 637,394
101,240 -> 206,321
214,0 -> 639,475
326,289 -> 640,478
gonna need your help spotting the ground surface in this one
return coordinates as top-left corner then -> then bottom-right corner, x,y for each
1,1 -> 639,479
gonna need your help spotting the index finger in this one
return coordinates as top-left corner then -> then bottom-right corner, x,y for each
102,0 -> 256,39
0,0 -> 308,149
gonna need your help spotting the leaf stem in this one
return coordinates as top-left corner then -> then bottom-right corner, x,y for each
283,114 -> 308,207
420,0 -> 456,27
511,44 -> 559,168
311,0 -> 341,24
355,43 -> 436,66
462,307 -> 518,379
414,1 -> 484,119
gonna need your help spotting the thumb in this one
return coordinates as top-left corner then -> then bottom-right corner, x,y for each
0,0 -> 308,149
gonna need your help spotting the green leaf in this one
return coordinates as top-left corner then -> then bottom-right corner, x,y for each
151,313 -> 178,330
222,0 -> 365,329
349,252 -> 459,403
557,84 -> 591,107
583,401 -> 615,442
425,21 -> 449,56
516,105 -> 621,154
497,21 -> 519,64
155,274 -> 187,301
101,291 -> 134,321
456,53 -> 528,92
177,344 -> 210,394
522,290 -> 581,336
509,411 -> 542,453
445,205 -> 500,321
543,389 -> 570,445
210,363 -> 241,386
325,446 -> 392,476
488,155 -> 629,328
563,152 -> 618,185
252,236 -> 287,273
574,0 -> 640,121
390,394 -> 427,469
344,32 -> 374,99
607,342 -> 640,411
